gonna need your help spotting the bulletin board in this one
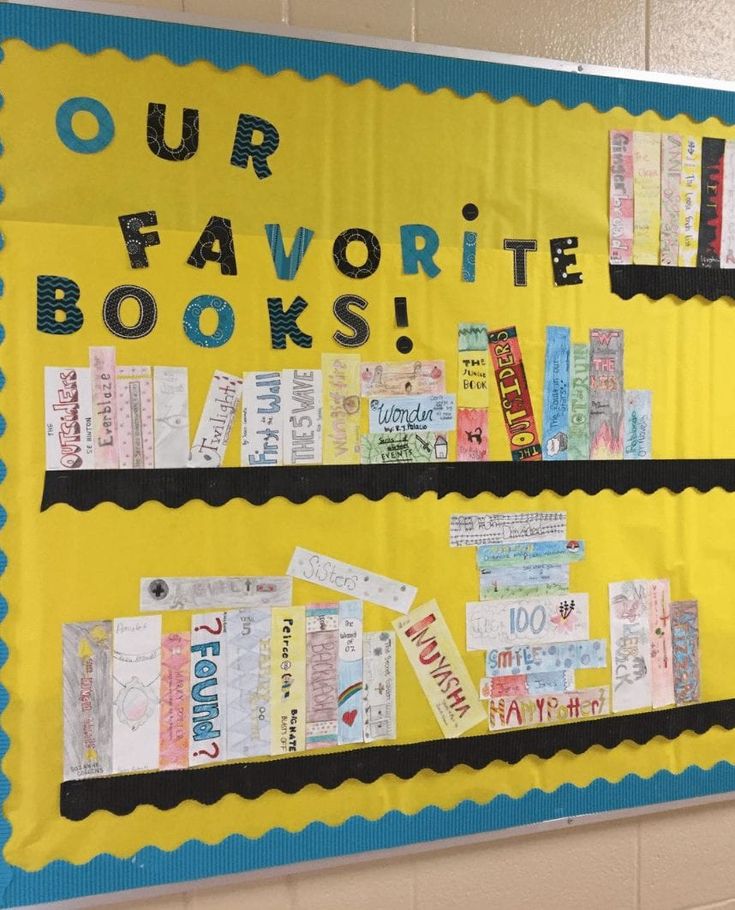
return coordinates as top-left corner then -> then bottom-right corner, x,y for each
2,1 -> 735,906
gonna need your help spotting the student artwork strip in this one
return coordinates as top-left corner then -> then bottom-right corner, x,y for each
542,326 -> 570,461
680,136 -> 702,267
479,564 -> 569,600
648,580 -> 675,709
589,329 -> 624,460
660,133 -> 682,266
609,130 -> 634,265
609,581 -> 651,712
282,368 -> 322,466
632,131 -> 661,265
476,540 -> 584,569
671,600 -> 700,705
698,137 -> 725,268
722,139 -> 735,268
363,631 -> 396,742
270,605 -> 306,755
451,512 -> 566,548
62,621 -> 113,780
624,390 -> 652,459
44,366 -> 93,470
241,371 -> 283,467
479,670 -> 576,698
485,639 -> 607,676
61,695 -> 735,819
487,326 -> 542,461
90,346 -> 119,468
361,431 -> 448,464
287,547 -> 417,613
487,686 -> 610,731
159,632 -> 190,771
305,604 -> 339,750
153,366 -> 189,468
112,615 -> 161,774
225,608 -> 271,760
189,371 -> 242,467
116,366 -> 154,469
338,601 -> 364,745
140,576 -> 292,612
394,601 -> 484,738
360,361 -> 445,397
368,394 -> 456,434
322,354 -> 361,465
466,594 -> 590,650
189,612 -> 227,766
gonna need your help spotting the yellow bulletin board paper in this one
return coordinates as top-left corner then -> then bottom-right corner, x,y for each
4,3 -> 735,907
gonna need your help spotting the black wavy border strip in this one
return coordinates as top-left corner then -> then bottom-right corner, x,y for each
609,264 -> 735,302
41,460 -> 735,510
60,697 -> 734,820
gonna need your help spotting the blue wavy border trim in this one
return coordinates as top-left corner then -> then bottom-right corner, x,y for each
0,33 -> 10,908
3,2 -> 735,122
2,4 -> 735,906
5,765 -> 735,907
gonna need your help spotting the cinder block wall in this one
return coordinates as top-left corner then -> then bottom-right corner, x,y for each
33,2 -> 735,908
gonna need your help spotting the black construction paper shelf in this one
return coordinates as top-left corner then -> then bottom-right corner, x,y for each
60,695 -> 733,820
41,460 -> 735,511
609,263 -> 735,302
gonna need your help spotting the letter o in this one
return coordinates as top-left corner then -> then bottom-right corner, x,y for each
56,97 -> 115,154
103,285 -> 157,339
332,228 -> 381,279
183,294 -> 235,348
511,432 -> 535,447
195,659 -> 217,679
530,605 -> 546,635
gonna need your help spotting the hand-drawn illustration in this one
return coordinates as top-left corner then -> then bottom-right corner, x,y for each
112,615 -> 161,773
153,366 -> 189,468
671,600 -> 700,705
338,601 -> 364,745
63,621 -> 113,780
589,329 -> 624,459
609,580 -> 651,712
